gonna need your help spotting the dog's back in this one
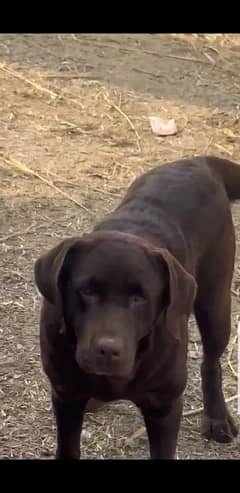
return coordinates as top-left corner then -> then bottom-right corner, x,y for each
95,156 -> 240,268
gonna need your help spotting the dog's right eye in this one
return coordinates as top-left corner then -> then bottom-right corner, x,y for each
130,293 -> 146,305
79,286 -> 97,298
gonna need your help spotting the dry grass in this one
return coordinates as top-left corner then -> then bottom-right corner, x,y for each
0,33 -> 240,459
1,60 -> 240,196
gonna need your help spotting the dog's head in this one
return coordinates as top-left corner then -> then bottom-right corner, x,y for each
34,232 -> 197,380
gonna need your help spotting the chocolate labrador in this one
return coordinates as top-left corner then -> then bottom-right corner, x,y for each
34,156 -> 240,460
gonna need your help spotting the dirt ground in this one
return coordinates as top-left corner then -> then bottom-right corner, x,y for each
1,33 -> 240,460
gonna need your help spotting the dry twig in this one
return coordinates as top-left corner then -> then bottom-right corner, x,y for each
103,94 -> 141,152
0,221 -> 58,244
0,223 -> 36,243
0,63 -> 58,99
40,73 -> 93,79
74,38 -> 212,65
0,155 -> 94,216
0,62 -> 84,110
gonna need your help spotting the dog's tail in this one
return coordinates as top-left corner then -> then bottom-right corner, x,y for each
204,156 -> 240,202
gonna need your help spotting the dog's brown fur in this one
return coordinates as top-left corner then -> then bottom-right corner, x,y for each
34,156 -> 240,459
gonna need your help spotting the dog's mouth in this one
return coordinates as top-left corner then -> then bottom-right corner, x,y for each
77,359 -> 135,381
87,367 -> 134,381
76,337 -> 151,381
76,346 -> 137,381
94,370 -> 120,376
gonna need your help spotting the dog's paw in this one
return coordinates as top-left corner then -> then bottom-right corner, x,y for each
201,413 -> 238,443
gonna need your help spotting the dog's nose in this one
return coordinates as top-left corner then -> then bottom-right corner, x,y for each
95,337 -> 122,361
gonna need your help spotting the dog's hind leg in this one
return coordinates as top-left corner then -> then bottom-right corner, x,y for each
194,219 -> 238,443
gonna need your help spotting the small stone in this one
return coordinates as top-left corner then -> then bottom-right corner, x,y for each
81,430 -> 91,441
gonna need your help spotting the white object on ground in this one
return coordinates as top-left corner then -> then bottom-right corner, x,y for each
149,116 -> 178,136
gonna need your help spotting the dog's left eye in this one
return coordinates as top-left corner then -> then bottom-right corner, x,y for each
129,292 -> 146,305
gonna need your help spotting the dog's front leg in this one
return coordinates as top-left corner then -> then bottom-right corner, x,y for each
140,397 -> 183,460
52,389 -> 88,460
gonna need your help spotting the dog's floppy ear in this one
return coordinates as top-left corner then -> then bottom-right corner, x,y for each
34,237 -> 86,305
154,248 -> 197,341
